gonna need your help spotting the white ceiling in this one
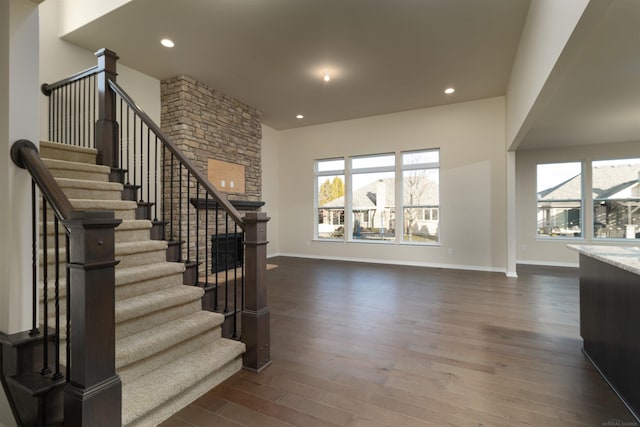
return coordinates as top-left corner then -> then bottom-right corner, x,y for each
61,0 -> 530,130
61,0 -> 640,151
515,0 -> 640,150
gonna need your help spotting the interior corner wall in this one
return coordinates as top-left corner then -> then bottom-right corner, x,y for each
276,97 -> 508,272
505,0 -> 589,149
261,125 -> 281,257
516,140 -> 640,266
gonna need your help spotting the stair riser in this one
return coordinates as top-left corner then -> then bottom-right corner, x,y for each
40,146 -> 96,164
42,253 -> 168,279
58,187 -> 123,201
117,249 -> 168,269
116,273 -> 183,302
116,300 -> 202,340
41,222 -> 152,244
45,205 -> 137,221
118,329 -> 220,385
49,168 -> 109,182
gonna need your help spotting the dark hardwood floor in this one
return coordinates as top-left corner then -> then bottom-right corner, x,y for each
161,257 -> 632,426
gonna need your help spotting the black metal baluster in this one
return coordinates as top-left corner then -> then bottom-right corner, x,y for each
41,198 -> 51,375
119,98 -> 123,179
72,82 -> 76,146
126,105 -> 131,185
92,75 -> 96,148
65,232 -> 70,382
178,163 -> 183,261
241,230 -> 245,314
195,182 -> 200,286
53,217 -> 63,380
30,180 -> 38,336
186,172 -> 190,264
154,135 -> 159,221
62,85 -> 66,144
214,204 -> 219,311
133,115 -> 137,191
205,192 -> 209,292
47,92 -> 52,141
82,78 -> 86,147
146,127 -> 150,206
233,221 -> 238,338
169,153 -> 174,240
139,118 -> 143,202
224,213 -> 229,313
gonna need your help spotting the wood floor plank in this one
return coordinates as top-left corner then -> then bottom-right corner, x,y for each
164,258 -> 634,426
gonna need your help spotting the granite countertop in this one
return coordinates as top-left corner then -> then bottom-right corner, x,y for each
569,244 -> 640,276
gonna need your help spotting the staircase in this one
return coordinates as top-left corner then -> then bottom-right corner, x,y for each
40,140 -> 245,426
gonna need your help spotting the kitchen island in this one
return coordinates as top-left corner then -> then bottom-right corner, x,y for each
570,245 -> 640,422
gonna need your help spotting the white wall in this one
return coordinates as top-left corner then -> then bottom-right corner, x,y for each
506,0 -> 588,149
274,97 -> 507,272
1,1 -> 40,424
58,0 -> 132,36
516,140 -> 640,266
261,125 -> 280,257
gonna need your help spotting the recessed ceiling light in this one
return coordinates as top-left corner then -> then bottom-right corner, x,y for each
444,87 -> 455,94
296,114 -> 304,119
161,38 -> 175,48
323,73 -> 331,82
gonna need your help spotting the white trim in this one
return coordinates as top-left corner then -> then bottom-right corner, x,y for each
277,252 -> 507,273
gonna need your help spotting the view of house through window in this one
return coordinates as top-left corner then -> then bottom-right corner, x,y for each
402,150 -> 439,243
536,162 -> 582,238
352,154 -> 396,241
316,159 -> 345,239
315,149 -> 440,244
593,158 -> 640,240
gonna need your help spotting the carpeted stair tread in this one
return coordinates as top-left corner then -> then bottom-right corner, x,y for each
54,177 -> 123,191
42,240 -> 168,265
67,198 -> 137,210
116,262 -> 185,286
115,286 -> 204,324
115,240 -> 168,255
43,158 -> 110,179
116,311 -> 224,370
40,141 -> 97,164
122,338 -> 245,426
42,219 -> 152,243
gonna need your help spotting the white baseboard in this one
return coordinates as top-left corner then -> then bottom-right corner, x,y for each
516,259 -> 579,268
275,252 -> 508,274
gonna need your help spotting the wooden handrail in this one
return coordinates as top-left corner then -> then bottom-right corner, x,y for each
107,79 -> 246,228
41,65 -> 101,95
10,139 -> 73,221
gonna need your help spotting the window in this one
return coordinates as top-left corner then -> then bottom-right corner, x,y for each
315,149 -> 440,245
593,158 -> 640,240
536,162 -> 582,238
351,154 -> 395,241
402,150 -> 439,243
315,159 -> 345,239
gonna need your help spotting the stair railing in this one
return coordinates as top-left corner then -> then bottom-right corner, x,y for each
8,140 -> 122,426
41,48 -> 271,372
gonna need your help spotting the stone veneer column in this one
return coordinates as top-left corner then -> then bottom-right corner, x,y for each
160,75 -> 262,201
160,75 -> 263,277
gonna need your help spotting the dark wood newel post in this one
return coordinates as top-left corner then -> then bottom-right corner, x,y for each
95,48 -> 119,173
242,212 -> 271,372
63,210 -> 122,427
